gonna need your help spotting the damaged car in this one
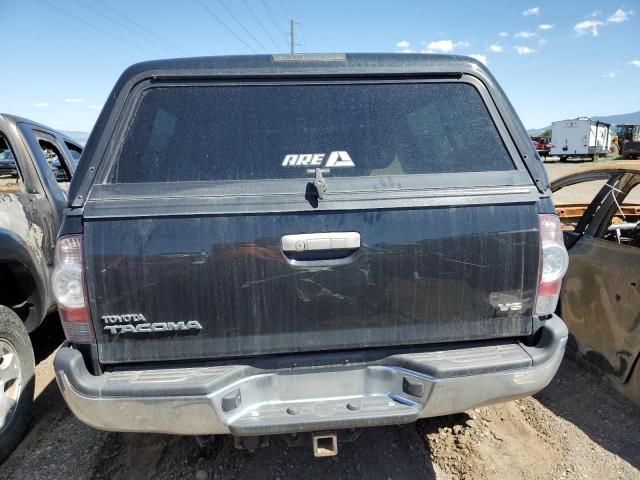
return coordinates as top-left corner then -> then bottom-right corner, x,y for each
0,114 -> 81,461
552,162 -> 640,405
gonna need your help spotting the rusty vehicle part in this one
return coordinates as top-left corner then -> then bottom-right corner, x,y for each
556,204 -> 640,231
0,114 -> 82,462
552,161 -> 640,405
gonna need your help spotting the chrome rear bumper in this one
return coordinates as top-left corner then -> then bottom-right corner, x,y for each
54,315 -> 567,436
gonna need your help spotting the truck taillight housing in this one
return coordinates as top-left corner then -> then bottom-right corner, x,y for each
535,215 -> 569,316
52,235 -> 95,344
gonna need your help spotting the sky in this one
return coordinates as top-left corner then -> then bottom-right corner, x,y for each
0,0 -> 638,132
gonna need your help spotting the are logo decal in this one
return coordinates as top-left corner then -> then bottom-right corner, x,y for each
282,151 -> 355,168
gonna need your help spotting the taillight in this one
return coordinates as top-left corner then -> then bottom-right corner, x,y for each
534,215 -> 569,316
52,235 -> 95,344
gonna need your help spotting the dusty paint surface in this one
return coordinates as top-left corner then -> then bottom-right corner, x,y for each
0,193 -> 45,264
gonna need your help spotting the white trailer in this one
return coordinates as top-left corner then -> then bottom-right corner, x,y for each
550,117 -> 611,161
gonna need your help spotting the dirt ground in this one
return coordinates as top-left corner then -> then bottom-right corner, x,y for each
544,157 -> 599,181
2,160 -> 639,480
1,315 -> 638,480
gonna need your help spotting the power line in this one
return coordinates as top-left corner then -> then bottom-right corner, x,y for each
277,0 -> 290,25
286,0 -> 299,19
39,0 -> 155,55
74,0 -> 165,57
197,0 -> 258,53
242,0 -> 283,52
261,0 -> 289,50
94,0 -> 189,56
273,0 -> 301,53
286,19 -> 301,54
216,0 -> 268,53
277,0 -> 302,52
287,0 -> 306,51
296,23 -> 306,53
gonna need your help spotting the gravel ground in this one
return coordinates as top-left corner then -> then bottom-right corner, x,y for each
2,160 -> 639,479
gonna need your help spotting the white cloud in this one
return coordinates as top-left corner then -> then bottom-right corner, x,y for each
488,44 -> 503,53
538,24 -> 554,30
523,6 -> 540,16
573,10 -> 630,37
421,40 -> 469,53
498,32 -> 509,37
399,48 -> 413,53
607,8 -> 632,23
537,38 -> 548,45
591,10 -> 602,17
629,60 -> 640,67
64,97 -> 85,104
396,40 -> 410,49
88,104 -> 102,110
33,102 -> 48,108
469,54 -> 488,65
514,46 -> 536,55
601,71 -> 618,78
574,20 -> 604,36
514,31 -> 536,38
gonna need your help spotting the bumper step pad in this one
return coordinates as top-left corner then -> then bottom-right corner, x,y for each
229,395 -> 419,435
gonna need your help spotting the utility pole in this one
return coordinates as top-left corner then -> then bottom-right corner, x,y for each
288,19 -> 300,54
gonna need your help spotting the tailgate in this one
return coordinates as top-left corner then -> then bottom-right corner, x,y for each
82,79 -> 540,364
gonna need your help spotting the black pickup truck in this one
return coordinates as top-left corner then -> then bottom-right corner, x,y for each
53,54 -> 569,456
0,114 -> 81,461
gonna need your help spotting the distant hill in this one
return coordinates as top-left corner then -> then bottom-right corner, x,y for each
528,110 -> 640,135
527,127 -> 550,136
592,110 -> 640,125
61,130 -> 90,145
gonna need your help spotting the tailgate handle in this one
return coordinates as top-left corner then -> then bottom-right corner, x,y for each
281,232 -> 360,252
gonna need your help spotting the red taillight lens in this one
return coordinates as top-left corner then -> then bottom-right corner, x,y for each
52,235 -> 95,344
534,215 -> 569,316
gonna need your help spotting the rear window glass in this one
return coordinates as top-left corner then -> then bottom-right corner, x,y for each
108,82 -> 514,183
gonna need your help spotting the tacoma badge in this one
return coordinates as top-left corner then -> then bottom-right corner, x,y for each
101,314 -> 203,334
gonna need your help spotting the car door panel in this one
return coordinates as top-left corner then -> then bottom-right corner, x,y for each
561,237 -> 640,383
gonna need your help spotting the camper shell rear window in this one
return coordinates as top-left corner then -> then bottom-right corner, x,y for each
108,82 -> 515,184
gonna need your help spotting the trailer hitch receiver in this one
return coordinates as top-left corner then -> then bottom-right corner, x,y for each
312,432 -> 338,457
